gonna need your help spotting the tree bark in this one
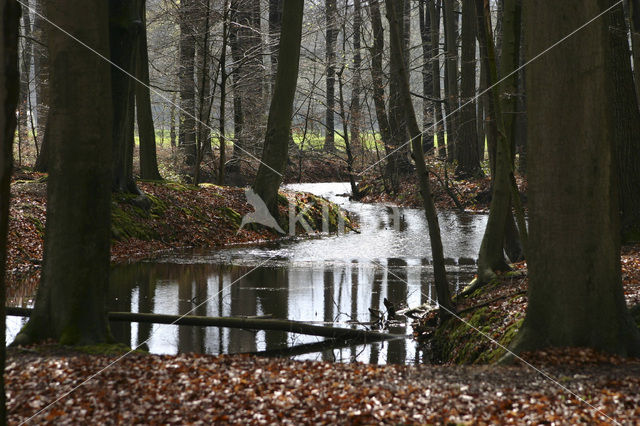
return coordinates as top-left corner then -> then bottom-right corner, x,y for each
455,0 -> 481,178
510,0 -> 640,357
110,0 -> 142,194
385,0 -> 454,320
268,0 -> 282,91
229,0 -> 264,159
608,3 -> 640,242
367,0 -> 395,190
1,2 -> 20,420
33,0 -> 49,171
253,0 -> 303,218
349,0 -> 362,152
443,0 -> 459,163
178,0 -> 197,171
475,0 -> 514,284
136,0 -> 162,181
324,0 -> 337,153
17,0 -> 32,167
431,0 -> 446,159
418,0 -> 434,153
12,0 -> 114,346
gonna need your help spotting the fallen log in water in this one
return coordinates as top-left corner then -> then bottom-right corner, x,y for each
6,307 -> 407,341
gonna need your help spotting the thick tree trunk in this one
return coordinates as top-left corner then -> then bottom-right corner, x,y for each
12,0 -> 114,346
608,4 -> 640,242
136,0 -> 162,181
510,0 -> 640,357
1,2 -> 20,420
443,0 -> 459,163
455,0 -> 481,178
194,0 -> 213,184
499,0 -> 521,169
324,0 -> 337,153
230,0 -> 264,158
268,0 -> 282,90
110,0 -> 142,194
385,0 -> 454,320
387,0 -> 412,174
475,0 -> 514,284
253,0 -> 303,218
628,0 -> 640,99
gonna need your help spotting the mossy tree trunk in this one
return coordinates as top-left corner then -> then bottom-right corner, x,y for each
136,0 -> 162,181
12,0 -> 114,347
510,0 -> 640,357
252,0 -> 303,218
1,1 -> 20,420
385,0 -> 454,320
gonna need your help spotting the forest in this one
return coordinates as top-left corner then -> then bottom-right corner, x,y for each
2,0 -> 640,423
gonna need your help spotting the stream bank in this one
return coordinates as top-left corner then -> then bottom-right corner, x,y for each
6,177 -> 354,302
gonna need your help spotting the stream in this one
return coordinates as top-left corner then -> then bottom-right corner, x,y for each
7,182 -> 488,364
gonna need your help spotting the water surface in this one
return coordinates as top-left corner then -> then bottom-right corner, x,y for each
7,182 -> 487,364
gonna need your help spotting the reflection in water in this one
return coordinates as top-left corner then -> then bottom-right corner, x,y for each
6,182 -> 487,364
104,256 -> 475,364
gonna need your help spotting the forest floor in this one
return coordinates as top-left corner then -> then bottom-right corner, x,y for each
6,345 -> 640,424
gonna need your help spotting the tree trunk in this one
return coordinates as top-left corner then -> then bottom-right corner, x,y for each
367,0 -> 395,190
349,0 -> 362,152
179,0 -> 197,171
12,0 -> 114,347
218,1 -> 231,185
136,0 -> 162,181
431,0 -> 446,159
253,0 -> 303,218
194,0 -> 213,184
33,0 -> 49,171
628,0 -> 640,99
455,0 -> 481,178
418,0 -> 434,153
510,0 -> 640,357
324,0 -> 337,153
385,0 -> 454,320
110,0 -> 141,194
18,0 -> 32,167
268,0 -> 282,91
387,0 -> 412,176
609,3 -> 640,242
499,0 -> 521,169
475,0 -> 514,284
443,0 -> 459,163
229,0 -> 264,158
1,2 -> 20,420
